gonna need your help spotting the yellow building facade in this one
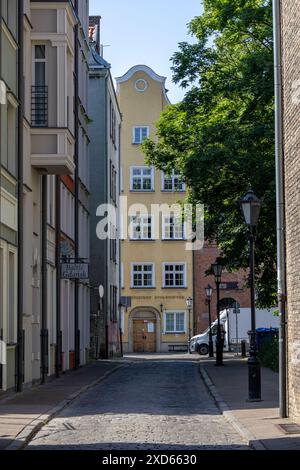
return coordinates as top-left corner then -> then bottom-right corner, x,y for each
116,65 -> 193,353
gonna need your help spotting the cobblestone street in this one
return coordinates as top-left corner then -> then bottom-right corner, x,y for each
26,356 -> 249,450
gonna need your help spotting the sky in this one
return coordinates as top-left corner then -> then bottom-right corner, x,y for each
89,0 -> 203,103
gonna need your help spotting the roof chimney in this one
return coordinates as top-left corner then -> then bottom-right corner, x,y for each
89,16 -> 101,54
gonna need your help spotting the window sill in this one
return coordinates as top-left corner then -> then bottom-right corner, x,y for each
162,286 -> 187,289
130,190 -> 155,193
130,287 -> 156,290
164,332 -> 186,335
161,190 -> 186,193
129,239 -> 156,242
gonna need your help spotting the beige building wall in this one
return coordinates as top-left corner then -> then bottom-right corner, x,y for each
117,66 -> 193,353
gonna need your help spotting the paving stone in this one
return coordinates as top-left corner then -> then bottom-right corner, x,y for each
27,359 -> 249,450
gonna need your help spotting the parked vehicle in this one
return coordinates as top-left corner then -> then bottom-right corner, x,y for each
189,308 -> 279,355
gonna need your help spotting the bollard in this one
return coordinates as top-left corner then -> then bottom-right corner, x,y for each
241,340 -> 246,358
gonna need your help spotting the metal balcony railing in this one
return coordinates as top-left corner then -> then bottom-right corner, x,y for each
31,86 -> 48,127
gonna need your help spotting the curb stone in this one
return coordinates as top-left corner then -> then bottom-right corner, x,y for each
199,363 -> 266,451
5,363 -> 126,451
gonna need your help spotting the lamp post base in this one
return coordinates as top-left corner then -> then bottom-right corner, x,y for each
215,338 -> 224,366
209,341 -> 214,358
248,354 -> 261,401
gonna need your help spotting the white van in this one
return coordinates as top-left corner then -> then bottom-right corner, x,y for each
189,307 -> 279,355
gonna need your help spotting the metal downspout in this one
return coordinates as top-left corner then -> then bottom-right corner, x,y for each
55,176 -> 61,377
41,175 -> 48,383
273,0 -> 287,418
74,1 -> 80,369
104,71 -> 109,359
16,0 -> 24,393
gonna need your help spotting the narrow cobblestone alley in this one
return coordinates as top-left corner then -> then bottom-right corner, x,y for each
26,357 -> 249,450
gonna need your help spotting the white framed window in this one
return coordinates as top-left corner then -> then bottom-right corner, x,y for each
133,126 -> 149,144
164,311 -> 186,333
130,215 -> 153,240
161,170 -> 186,192
130,166 -> 154,191
163,263 -> 186,288
32,44 -> 47,127
34,45 -> 46,85
162,214 -> 185,240
131,263 -> 155,288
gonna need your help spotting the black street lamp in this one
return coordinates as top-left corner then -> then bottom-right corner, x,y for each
186,297 -> 193,352
205,284 -> 214,357
239,189 -> 262,401
211,261 -> 224,366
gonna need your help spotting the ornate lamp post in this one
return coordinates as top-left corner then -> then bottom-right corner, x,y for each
205,284 -> 214,357
186,297 -> 193,352
238,189 -> 262,401
211,261 -> 224,366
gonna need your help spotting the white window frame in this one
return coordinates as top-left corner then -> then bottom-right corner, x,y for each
162,262 -> 187,288
130,166 -> 154,191
32,44 -> 47,86
164,311 -> 186,334
131,263 -> 155,288
161,170 -> 186,192
162,214 -> 186,240
132,126 -> 150,144
130,214 -> 154,240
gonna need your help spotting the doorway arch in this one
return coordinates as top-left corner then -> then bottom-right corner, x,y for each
128,307 -> 161,352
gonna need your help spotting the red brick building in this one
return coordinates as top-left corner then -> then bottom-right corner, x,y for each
193,243 -> 250,335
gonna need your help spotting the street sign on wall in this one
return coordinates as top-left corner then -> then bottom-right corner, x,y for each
60,263 -> 89,280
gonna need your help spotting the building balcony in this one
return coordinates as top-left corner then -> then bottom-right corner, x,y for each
31,128 -> 75,175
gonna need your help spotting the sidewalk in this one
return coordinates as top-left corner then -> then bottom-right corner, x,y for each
200,354 -> 300,450
0,360 -> 124,450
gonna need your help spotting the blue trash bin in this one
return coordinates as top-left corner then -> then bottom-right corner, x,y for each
256,328 -> 278,351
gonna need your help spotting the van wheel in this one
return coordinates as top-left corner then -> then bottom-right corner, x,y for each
197,344 -> 209,356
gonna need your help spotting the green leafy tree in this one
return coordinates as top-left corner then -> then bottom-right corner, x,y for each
143,0 -> 276,307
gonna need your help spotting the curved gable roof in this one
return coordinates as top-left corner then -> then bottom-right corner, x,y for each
115,65 -> 171,104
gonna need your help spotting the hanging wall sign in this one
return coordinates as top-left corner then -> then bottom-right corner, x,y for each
60,263 -> 89,280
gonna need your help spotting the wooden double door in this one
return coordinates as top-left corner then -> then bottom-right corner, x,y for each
133,319 -> 156,353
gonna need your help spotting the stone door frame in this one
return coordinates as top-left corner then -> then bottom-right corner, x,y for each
128,306 -> 161,353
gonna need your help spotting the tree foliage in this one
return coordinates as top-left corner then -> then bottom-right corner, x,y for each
143,0 -> 276,307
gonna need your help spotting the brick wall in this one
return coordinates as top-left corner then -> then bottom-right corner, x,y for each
281,0 -> 300,423
193,242 -> 250,334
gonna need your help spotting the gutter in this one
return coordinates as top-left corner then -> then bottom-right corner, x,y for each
104,71 -> 109,360
41,175 -> 48,383
273,0 -> 287,419
55,176 -> 61,377
16,0 -> 24,392
74,0 -> 80,369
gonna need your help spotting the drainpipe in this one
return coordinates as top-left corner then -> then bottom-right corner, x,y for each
55,176 -> 61,377
41,175 -> 48,383
118,120 -> 122,355
0,0 -> 3,392
16,0 -> 24,393
74,0 -> 80,369
273,0 -> 287,419
104,70 -> 109,359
